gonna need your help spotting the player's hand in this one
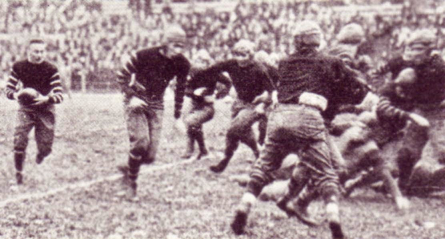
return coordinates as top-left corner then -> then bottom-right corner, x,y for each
395,196 -> 410,210
270,90 -> 279,110
193,87 -> 207,96
409,113 -> 430,128
252,91 -> 269,105
128,96 -> 147,108
254,102 -> 266,114
174,118 -> 187,134
31,95 -> 50,106
12,92 -> 19,100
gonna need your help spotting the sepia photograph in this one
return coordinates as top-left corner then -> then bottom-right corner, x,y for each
1,0 -> 445,238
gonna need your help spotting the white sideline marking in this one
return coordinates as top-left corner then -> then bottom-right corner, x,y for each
0,158 -> 195,208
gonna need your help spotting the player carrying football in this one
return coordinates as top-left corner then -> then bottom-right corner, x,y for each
5,38 -> 64,185
116,26 -> 190,197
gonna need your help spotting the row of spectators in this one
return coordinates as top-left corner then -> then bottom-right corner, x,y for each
0,0 -> 445,90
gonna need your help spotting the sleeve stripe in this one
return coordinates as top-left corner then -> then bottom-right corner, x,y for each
9,76 -> 18,83
49,73 -> 60,80
10,71 -> 19,80
52,86 -> 63,92
7,82 -> 16,88
50,80 -> 62,85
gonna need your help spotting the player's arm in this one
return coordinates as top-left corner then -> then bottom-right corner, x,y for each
370,58 -> 399,79
116,51 -> 144,97
215,73 -> 232,99
253,67 -> 276,104
47,70 -> 64,104
202,60 -> 234,76
5,67 -> 20,100
32,68 -> 64,106
173,58 -> 191,119
377,94 -> 429,127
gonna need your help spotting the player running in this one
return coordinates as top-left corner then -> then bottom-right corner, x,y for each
116,26 -> 190,197
206,39 -> 275,173
181,49 -> 231,160
5,38 -> 64,185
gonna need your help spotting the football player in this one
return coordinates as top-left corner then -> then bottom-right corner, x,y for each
230,21 -> 367,239
205,39 -> 275,173
181,49 -> 231,160
116,25 -> 190,197
5,38 -> 64,184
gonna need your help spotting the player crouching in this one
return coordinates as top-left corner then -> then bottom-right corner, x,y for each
181,49 -> 231,160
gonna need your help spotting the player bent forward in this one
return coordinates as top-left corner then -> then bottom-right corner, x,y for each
116,26 -> 190,197
5,38 -> 64,184
181,49 -> 231,160
230,21 -> 367,239
204,39 -> 275,173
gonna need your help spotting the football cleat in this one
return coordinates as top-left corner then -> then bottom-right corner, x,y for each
231,210 -> 247,235
209,159 -> 230,173
16,172 -> 23,185
36,154 -> 45,165
277,197 -> 319,227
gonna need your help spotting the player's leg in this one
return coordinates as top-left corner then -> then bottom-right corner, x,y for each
13,110 -> 35,184
231,107 -> 263,158
288,182 -> 320,225
182,100 -> 198,159
119,106 -> 151,196
374,151 -> 409,209
258,114 -> 267,146
276,163 -> 317,227
145,108 -> 163,164
34,110 -> 55,164
231,107 -> 291,234
184,102 -> 214,159
396,123 -> 428,191
209,108 -> 243,173
310,140 -> 345,239
231,140 -> 289,235
196,104 -> 215,159
210,102 -> 261,172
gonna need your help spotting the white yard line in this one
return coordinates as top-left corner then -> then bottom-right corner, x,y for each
0,158 -> 195,208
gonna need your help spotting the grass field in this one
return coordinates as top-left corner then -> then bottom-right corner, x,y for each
1,92 -> 445,239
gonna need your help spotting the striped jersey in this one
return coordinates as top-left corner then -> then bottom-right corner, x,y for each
5,60 -> 63,104
117,46 -> 190,119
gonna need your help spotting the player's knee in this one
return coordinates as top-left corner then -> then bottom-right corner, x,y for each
248,170 -> 272,197
130,143 -> 149,159
320,183 -> 340,203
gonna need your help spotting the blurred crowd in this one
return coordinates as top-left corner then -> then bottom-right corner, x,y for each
0,0 -> 445,90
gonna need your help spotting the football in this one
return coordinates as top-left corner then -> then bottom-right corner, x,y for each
17,88 -> 40,105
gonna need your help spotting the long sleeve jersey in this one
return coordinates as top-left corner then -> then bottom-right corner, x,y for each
202,60 -> 275,103
376,55 -> 445,130
373,55 -> 445,105
277,49 -> 368,121
117,46 -> 191,118
5,60 -> 63,104
185,68 -> 232,102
